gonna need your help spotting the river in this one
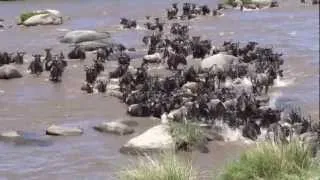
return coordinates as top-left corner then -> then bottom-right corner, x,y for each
0,0 -> 318,179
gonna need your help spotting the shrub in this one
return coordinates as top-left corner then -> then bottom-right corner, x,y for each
169,122 -> 206,151
219,141 -> 320,180
20,12 -> 45,23
119,153 -> 197,180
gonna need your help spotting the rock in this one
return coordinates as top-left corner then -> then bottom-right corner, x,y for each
46,125 -> 83,136
107,84 -> 120,91
299,132 -> 319,157
94,121 -> 134,135
0,65 -> 23,79
0,131 -> 52,146
120,124 -> 174,154
77,40 -> 110,51
106,90 -> 123,98
0,131 -> 20,138
251,0 -> 272,6
201,53 -> 239,71
60,30 -> 110,44
23,13 -> 62,26
120,120 -> 139,127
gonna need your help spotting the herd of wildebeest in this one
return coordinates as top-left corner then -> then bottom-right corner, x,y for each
0,2 -> 319,146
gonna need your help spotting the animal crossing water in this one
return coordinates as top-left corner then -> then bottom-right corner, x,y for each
0,0 -> 318,179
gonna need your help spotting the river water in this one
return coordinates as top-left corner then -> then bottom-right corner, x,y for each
0,0 -> 318,179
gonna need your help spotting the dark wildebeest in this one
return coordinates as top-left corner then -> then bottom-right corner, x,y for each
28,54 -> 43,75
120,18 -> 137,29
68,45 -> 86,60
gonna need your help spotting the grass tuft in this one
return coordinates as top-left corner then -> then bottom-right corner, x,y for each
224,0 -> 253,6
19,12 -> 46,23
169,122 -> 206,151
219,141 -> 320,180
119,153 -> 197,180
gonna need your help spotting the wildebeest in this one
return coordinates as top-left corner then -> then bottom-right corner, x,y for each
120,18 -> 137,29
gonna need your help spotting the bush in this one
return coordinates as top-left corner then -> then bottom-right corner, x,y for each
219,141 -> 320,180
119,153 -> 197,180
20,12 -> 45,23
169,122 -> 206,151
224,0 -> 253,6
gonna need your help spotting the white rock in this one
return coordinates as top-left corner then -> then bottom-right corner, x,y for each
60,30 -> 110,44
143,53 -> 162,63
201,53 -> 239,71
120,124 -> 174,154
106,90 -> 123,98
46,125 -> 83,136
23,13 -> 62,26
107,84 -> 120,91
0,131 -> 20,138
94,121 -> 134,135
0,65 -> 23,79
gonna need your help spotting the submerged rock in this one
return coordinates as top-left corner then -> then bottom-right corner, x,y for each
60,30 -> 110,44
120,124 -> 174,155
46,125 -> 83,136
0,131 -> 52,146
94,121 -> 134,135
0,65 -> 22,79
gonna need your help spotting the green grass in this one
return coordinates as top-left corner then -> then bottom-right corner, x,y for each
219,141 -> 320,180
19,12 -> 46,23
224,0 -> 253,6
169,122 -> 206,151
119,153 -> 197,180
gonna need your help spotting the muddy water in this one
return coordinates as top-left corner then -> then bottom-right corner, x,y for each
0,0 -> 318,179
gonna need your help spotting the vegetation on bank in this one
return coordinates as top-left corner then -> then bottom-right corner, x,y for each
119,153 -> 197,180
169,122 -> 207,151
219,141 -> 320,180
225,0 -> 253,6
19,12 -> 45,23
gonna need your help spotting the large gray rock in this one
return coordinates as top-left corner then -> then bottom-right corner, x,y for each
0,65 -> 22,79
120,124 -> 174,154
0,131 -> 52,146
94,121 -> 134,135
77,41 -> 109,51
201,53 -> 239,71
60,30 -> 110,44
46,125 -> 83,136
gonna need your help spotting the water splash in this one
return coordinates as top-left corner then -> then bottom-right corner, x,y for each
136,25 -> 146,31
288,31 -> 297,36
274,76 -> 294,87
269,91 -> 282,109
213,120 -> 253,144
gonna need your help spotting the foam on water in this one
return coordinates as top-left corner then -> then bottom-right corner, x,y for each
274,76 -> 294,87
56,28 -> 70,32
269,91 -> 282,109
213,120 -> 253,144
289,31 -> 297,36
